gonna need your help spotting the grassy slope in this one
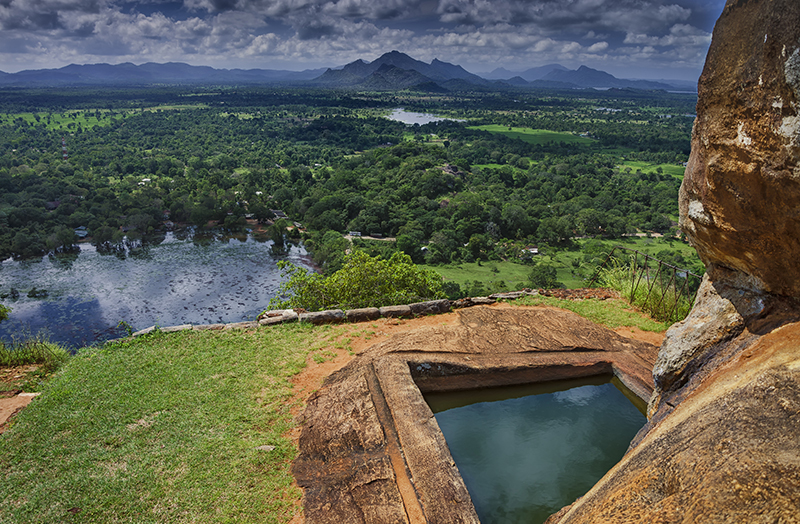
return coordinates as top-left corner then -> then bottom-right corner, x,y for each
429,261 -> 532,291
0,298 -> 667,523
0,325 -> 326,524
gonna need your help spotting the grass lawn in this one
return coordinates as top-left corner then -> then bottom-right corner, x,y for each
427,261 -> 533,291
0,325 -> 329,524
468,125 -> 595,145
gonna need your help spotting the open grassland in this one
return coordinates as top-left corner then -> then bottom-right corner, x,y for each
429,261 -> 533,292
619,160 -> 686,178
427,236 -> 701,292
468,125 -> 595,145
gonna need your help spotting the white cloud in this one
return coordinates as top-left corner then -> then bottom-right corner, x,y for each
587,41 -> 608,53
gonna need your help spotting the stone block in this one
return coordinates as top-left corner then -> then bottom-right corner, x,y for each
379,305 -> 412,318
299,309 -> 346,324
346,307 -> 381,323
409,299 -> 451,316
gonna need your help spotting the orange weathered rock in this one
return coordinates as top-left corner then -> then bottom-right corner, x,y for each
547,1 -> 800,521
293,306 -> 658,524
679,0 -> 800,297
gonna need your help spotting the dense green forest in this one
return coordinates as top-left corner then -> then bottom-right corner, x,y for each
0,85 -> 701,289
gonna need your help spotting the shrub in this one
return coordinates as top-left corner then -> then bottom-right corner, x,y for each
269,250 -> 445,311
527,262 -> 564,289
0,334 -> 70,374
599,257 -> 696,323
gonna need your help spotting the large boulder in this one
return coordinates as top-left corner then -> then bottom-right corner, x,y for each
679,0 -> 800,297
547,1 -> 800,521
655,0 -> 800,412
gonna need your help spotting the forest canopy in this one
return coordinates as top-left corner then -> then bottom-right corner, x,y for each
0,86 -> 698,281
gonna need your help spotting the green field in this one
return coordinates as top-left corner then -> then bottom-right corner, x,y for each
427,261 -> 533,292
619,160 -> 686,179
468,125 -> 595,145
425,236 -> 702,294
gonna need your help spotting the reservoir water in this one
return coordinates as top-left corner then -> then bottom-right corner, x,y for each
0,231 -> 314,348
427,376 -> 645,524
386,108 -> 464,125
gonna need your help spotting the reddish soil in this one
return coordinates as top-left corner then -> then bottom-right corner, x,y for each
287,301 -> 665,440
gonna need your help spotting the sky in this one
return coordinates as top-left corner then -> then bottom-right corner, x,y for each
0,0 -> 728,80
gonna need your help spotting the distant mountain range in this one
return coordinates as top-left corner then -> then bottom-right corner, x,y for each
0,62 -> 327,87
0,52 -> 696,92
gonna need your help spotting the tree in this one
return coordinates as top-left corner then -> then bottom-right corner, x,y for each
0,304 -> 9,323
269,251 -> 445,311
268,219 -> 289,255
527,262 -> 564,289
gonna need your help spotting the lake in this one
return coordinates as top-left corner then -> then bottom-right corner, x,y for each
386,108 -> 464,125
0,230 -> 314,349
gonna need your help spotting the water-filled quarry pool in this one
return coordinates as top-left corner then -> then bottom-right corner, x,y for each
425,375 -> 646,524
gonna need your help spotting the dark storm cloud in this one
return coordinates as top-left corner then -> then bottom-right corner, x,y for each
0,0 -> 726,79
435,0 -> 691,33
295,20 -> 342,40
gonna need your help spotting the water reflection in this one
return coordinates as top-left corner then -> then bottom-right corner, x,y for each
386,108 -> 464,125
0,230 -> 313,348
429,378 -> 645,524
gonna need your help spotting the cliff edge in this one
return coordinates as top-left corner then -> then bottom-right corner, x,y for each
547,0 -> 800,521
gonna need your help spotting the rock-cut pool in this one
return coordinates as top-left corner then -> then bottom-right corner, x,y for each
0,230 -> 314,348
426,376 -> 646,524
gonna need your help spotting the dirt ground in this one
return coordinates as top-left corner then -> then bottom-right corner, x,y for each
0,365 -> 43,433
287,302 -> 666,437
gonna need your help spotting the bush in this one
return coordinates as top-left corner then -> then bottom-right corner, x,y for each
527,262 -> 564,289
269,250 -> 445,311
442,281 -> 463,300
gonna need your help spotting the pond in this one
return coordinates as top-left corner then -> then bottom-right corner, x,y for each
426,376 -> 646,524
386,108 -> 464,125
0,230 -> 314,349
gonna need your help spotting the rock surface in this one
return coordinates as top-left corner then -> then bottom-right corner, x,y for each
546,1 -> 800,521
293,306 -> 659,524
679,0 -> 800,297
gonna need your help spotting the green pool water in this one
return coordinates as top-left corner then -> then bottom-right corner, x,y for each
426,376 -> 646,524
